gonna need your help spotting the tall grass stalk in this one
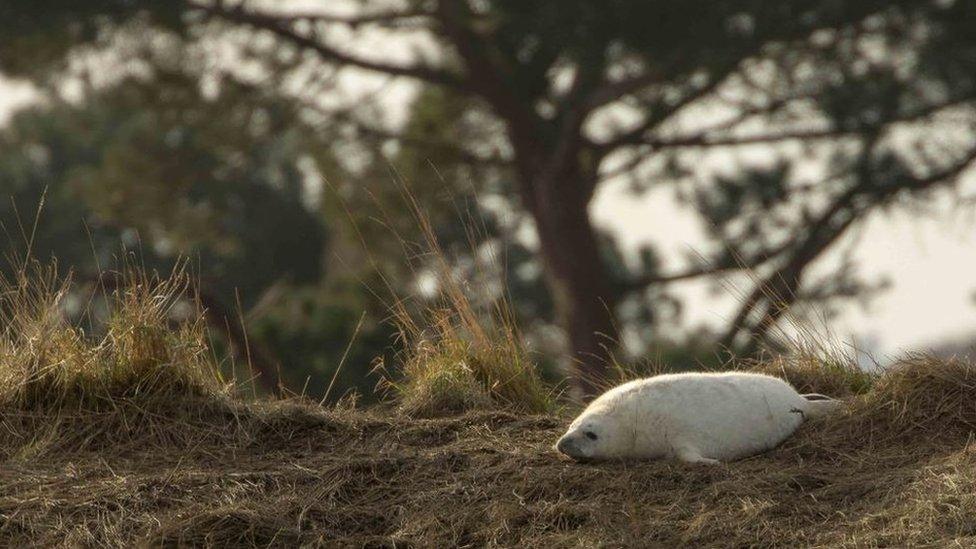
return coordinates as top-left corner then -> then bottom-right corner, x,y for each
355,176 -> 553,416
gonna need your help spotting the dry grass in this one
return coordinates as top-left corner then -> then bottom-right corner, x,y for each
746,351 -> 875,398
810,354 -> 976,447
371,182 -> 553,418
0,261 -> 235,460
0,263 -> 224,410
4,355 -> 976,547
387,306 -> 552,418
3,261 -> 976,546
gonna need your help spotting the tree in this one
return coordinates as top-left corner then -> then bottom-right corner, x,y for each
4,1 -> 976,396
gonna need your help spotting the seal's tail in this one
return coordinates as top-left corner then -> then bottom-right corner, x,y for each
801,393 -> 843,419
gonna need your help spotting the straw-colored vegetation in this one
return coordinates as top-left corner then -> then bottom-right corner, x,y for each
384,300 -> 553,417
0,261 -> 243,460
0,263 -> 224,412
373,184 -> 554,417
746,350 -> 876,398
3,263 -> 976,546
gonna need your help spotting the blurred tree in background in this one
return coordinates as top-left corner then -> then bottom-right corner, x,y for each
1,1 -> 975,396
0,40 -> 393,396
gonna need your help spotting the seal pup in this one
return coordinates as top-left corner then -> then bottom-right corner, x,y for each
555,372 -> 840,464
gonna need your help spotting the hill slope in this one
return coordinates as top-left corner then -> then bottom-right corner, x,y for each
2,372 -> 975,548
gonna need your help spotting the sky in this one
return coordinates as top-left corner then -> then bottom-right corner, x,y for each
0,78 -> 33,125
3,61 -> 976,363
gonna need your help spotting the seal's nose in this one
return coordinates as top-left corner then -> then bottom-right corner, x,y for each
556,436 -> 580,458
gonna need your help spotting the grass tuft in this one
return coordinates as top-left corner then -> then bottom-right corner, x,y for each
746,351 -> 875,398
0,260 -> 232,458
390,309 -> 550,417
0,262 -> 224,412
370,181 -> 553,417
837,353 -> 976,441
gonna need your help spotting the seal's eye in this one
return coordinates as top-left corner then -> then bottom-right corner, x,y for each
584,431 -> 598,441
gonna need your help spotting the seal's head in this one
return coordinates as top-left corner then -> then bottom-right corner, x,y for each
554,410 -> 624,461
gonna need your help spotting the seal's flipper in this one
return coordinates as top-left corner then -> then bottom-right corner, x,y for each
801,394 -> 842,419
675,444 -> 721,465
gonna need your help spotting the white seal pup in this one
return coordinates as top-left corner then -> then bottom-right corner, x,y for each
555,372 -> 840,464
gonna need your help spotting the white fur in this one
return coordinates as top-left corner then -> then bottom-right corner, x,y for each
555,372 -> 839,464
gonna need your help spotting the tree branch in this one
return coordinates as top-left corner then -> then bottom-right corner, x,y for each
270,8 -> 434,28
616,227 -> 804,295
639,261 -> 732,289
721,136 -> 976,354
597,76 -> 734,156
718,129 -> 881,353
583,28 -> 777,114
317,107 -> 513,169
620,256 -> 760,293
603,94 -> 976,152
584,72 -> 663,112
636,126 -> 854,150
187,1 -> 468,90
432,1 -> 539,138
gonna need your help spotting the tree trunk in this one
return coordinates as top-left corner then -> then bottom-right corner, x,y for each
521,163 -> 618,399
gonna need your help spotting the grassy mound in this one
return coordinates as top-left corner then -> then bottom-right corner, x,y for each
2,344 -> 976,546
3,261 -> 976,546
0,263 -> 238,459
809,354 -> 976,449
